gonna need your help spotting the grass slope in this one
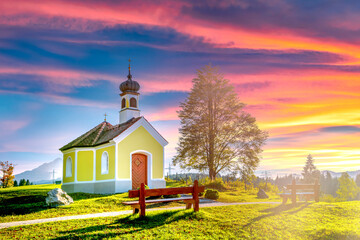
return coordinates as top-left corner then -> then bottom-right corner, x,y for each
218,188 -> 280,203
0,183 -> 281,223
1,202 -> 359,239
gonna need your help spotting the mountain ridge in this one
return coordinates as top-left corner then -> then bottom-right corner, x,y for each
15,158 -> 62,184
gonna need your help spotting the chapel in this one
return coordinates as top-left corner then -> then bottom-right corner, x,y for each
60,61 -> 168,194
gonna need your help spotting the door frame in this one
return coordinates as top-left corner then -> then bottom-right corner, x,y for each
130,150 -> 152,188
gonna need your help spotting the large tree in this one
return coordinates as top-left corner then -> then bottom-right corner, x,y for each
0,161 -> 15,188
302,154 -> 320,183
173,65 -> 268,180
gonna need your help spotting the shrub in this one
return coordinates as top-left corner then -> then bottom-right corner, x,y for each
204,178 -> 228,191
226,180 -> 244,189
205,189 -> 219,200
258,182 -> 279,194
179,178 -> 186,184
137,185 -> 150,190
199,177 -> 211,186
187,176 -> 193,185
320,194 -> 338,203
162,194 -> 181,198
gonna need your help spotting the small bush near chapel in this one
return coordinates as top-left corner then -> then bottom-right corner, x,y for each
204,178 -> 228,191
163,194 -> 181,198
205,189 -> 219,200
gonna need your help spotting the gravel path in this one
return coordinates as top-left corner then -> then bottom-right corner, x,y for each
0,201 -> 279,229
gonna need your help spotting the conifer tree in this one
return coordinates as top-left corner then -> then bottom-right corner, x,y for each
14,180 -> 18,187
302,154 -> 320,183
26,179 -> 30,185
19,179 -> 25,186
174,65 -> 268,180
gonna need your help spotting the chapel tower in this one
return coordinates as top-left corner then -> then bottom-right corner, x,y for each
119,59 -> 140,124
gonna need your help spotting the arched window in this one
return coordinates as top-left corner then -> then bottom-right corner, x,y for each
101,151 -> 109,174
66,157 -> 72,177
130,97 -> 137,108
121,98 -> 126,109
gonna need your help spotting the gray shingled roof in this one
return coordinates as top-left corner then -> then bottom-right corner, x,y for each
59,117 -> 141,151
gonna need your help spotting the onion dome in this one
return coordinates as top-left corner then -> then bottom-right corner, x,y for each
119,59 -> 140,93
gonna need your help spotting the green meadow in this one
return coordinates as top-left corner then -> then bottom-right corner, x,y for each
1,202 -> 359,239
0,183 -> 281,223
1,183 -> 358,239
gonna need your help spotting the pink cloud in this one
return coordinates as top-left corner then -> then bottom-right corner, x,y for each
0,89 -> 118,109
0,67 -> 118,87
0,0 -> 183,31
141,74 -> 193,93
144,106 -> 180,122
0,66 -> 194,94
0,119 -> 30,136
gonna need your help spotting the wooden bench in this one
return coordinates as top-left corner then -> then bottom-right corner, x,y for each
279,179 -> 320,204
123,180 -> 205,217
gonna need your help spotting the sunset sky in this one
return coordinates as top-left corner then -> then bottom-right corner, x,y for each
1,0 -> 360,176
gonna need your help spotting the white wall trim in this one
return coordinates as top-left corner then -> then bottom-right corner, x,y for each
75,150 -> 78,183
93,150 -> 96,182
162,146 -> 165,180
115,140 -> 119,180
113,117 -> 168,147
129,150 -> 153,188
63,179 -> 117,185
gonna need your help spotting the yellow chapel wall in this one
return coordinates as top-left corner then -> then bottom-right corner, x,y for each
77,150 -> 94,181
63,151 -> 75,183
96,145 -> 115,180
117,126 -> 163,179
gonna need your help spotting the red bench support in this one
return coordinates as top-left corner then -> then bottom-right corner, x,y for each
126,180 -> 205,217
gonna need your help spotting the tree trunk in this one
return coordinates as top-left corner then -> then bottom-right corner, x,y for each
208,87 -> 216,181
209,168 -> 216,181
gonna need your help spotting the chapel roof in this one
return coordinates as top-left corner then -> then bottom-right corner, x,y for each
59,117 -> 142,151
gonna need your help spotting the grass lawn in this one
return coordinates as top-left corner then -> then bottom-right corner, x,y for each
0,184 -> 133,223
0,184 -> 185,223
0,182 -> 281,224
1,201 -> 359,239
218,188 -> 281,203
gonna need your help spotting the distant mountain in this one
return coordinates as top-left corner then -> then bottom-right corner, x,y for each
322,170 -> 360,179
15,158 -> 62,184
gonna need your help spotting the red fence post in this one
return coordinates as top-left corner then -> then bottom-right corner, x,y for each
140,183 -> 146,217
193,180 -> 199,212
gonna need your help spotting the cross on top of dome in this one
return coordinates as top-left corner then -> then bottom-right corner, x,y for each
119,58 -> 140,93
127,58 -> 132,80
